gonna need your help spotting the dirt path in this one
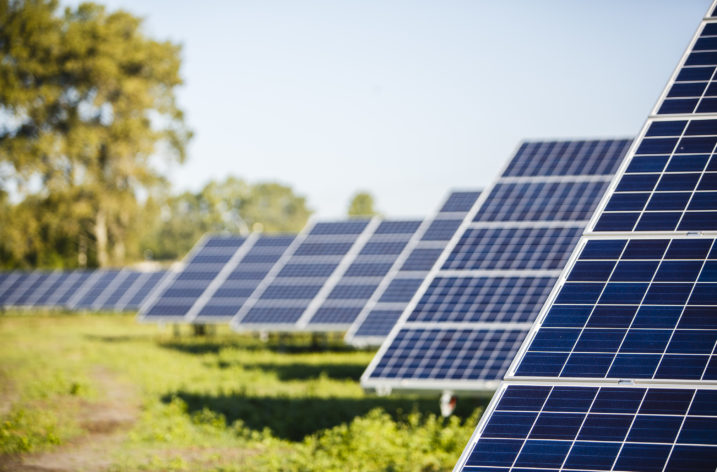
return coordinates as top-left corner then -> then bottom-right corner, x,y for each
2,366 -> 141,472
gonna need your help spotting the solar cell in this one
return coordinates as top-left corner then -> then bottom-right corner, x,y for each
345,191 -> 482,346
362,139 -> 627,391
455,5 -> 717,471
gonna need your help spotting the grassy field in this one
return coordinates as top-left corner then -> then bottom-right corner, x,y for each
0,311 -> 488,471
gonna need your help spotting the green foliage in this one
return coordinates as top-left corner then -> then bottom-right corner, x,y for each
273,408 -> 481,472
0,0 -> 191,268
0,312 -> 486,470
0,408 -> 67,455
141,177 -> 311,261
347,191 -> 379,218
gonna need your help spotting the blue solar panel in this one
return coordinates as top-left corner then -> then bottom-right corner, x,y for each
400,248 -> 443,271
462,385 -> 717,472
11,272 -> 51,306
659,23 -> 717,116
123,271 -> 167,310
455,7 -> 717,472
474,181 -> 610,222
32,272 -> 67,306
140,235 -> 246,319
502,139 -> 629,177
443,227 -> 583,271
409,276 -> 557,324
99,271 -> 141,310
304,219 -> 420,328
345,192 -> 482,345
0,272 -> 30,305
309,221 -> 369,235
515,237 -> 717,381
192,234 -> 295,321
344,262 -> 393,277
353,310 -> 403,337
596,119 -> 717,232
71,270 -> 123,309
421,219 -> 463,241
232,219 -> 376,328
363,139 -> 627,389
56,271 -> 94,306
369,328 -> 528,381
378,277 -> 424,303
440,191 -> 482,213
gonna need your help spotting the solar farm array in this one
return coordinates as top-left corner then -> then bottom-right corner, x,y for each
361,138 -> 631,393
454,2 -> 717,471
0,269 -> 167,312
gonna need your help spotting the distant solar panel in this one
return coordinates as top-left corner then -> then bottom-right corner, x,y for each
345,191 -> 481,346
8,272 -> 51,307
298,219 -> 422,331
362,139 -> 630,393
69,270 -> 123,310
231,219 -> 378,331
33,271 -> 69,307
138,235 -> 247,321
188,234 -> 295,322
0,272 -> 31,306
454,5 -> 717,472
120,270 -> 168,311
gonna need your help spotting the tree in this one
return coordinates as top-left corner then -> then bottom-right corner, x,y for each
140,177 -> 311,262
347,191 -> 379,217
0,0 -> 191,267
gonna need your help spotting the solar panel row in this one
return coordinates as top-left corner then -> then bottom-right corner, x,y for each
345,191 -> 481,346
0,268 -> 167,311
363,139 -> 630,394
231,219 -> 380,330
455,4 -> 717,471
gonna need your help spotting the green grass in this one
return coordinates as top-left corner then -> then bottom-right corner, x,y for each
0,311 -> 487,471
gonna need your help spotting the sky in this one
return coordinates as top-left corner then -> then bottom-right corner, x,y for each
68,0 -> 714,218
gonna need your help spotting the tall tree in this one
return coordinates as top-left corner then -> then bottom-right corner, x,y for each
0,0 -> 191,267
347,191 -> 379,217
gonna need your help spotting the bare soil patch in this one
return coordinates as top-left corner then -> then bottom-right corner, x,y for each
1,366 -> 140,472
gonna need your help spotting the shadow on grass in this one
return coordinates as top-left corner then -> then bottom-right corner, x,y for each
158,337 -> 366,356
215,361 -> 367,381
162,391 -> 488,441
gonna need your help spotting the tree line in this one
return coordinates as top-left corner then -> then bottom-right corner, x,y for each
0,0 -> 378,269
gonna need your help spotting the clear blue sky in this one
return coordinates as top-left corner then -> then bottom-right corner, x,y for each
69,0 -> 713,217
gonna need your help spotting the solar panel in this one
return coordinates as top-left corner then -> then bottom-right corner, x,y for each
345,191 -> 481,346
362,139 -> 629,394
138,235 -> 247,321
25,271 -> 64,307
188,234 -> 295,322
298,219 -> 422,330
1,271 -> 34,306
231,219 -> 378,331
8,272 -> 51,307
121,270 -> 168,311
454,5 -> 717,471
69,270 -> 124,310
93,269 -> 134,310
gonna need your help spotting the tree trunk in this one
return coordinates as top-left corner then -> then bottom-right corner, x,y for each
95,209 -> 108,267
